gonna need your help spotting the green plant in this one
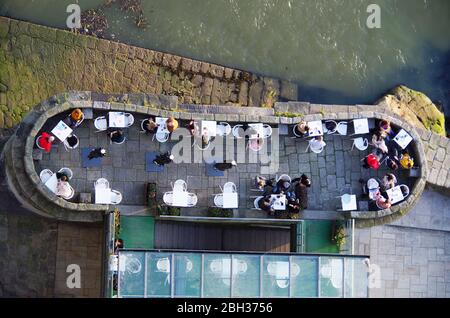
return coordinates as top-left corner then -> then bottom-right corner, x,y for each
157,204 -> 180,216
333,223 -> 348,250
261,89 -> 277,108
113,208 -> 120,237
208,207 -> 233,218
275,111 -> 304,118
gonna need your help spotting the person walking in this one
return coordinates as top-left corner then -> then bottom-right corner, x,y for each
88,147 -> 106,160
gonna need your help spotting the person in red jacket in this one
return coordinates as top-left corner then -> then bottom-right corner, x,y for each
37,132 -> 55,153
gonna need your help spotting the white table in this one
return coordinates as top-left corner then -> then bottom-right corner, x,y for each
44,174 -> 58,194
307,120 -> 323,137
95,188 -> 112,204
223,192 -> 238,209
201,120 -> 217,137
341,194 -> 357,211
172,191 -> 189,207
108,112 -> 126,128
270,194 -> 287,211
386,186 -> 405,204
248,123 -> 264,139
51,120 -> 73,142
155,117 -> 169,133
351,118 -> 369,135
394,129 -> 413,149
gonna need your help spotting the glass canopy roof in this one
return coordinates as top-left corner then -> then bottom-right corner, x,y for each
116,251 -> 369,298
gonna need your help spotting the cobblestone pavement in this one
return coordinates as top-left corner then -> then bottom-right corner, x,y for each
355,188 -> 450,298
37,111 -> 413,217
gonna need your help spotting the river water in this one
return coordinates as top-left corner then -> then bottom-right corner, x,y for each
1,0 -> 449,118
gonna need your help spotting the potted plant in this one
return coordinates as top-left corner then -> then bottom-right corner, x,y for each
157,204 -> 180,216
146,182 -> 157,213
113,208 -> 120,238
208,207 -> 233,218
332,223 -> 348,251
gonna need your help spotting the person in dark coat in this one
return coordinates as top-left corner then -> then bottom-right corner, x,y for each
213,160 -> 237,171
88,147 -> 106,160
153,152 -> 174,166
293,174 -> 311,210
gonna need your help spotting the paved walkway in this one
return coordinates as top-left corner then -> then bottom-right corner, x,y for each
37,111 -> 413,218
355,188 -> 450,298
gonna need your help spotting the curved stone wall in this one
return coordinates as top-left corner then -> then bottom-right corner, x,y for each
2,91 -> 429,225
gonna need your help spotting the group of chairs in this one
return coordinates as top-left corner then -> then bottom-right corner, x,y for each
251,174 -> 291,210
94,178 -> 123,205
94,112 -> 135,145
163,179 -> 198,207
39,167 -> 75,200
213,182 -> 238,208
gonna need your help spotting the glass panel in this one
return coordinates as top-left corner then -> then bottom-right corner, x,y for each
203,254 -> 232,297
319,257 -> 344,298
174,253 -> 201,297
232,255 -> 260,297
290,256 -> 318,297
262,255 -> 290,297
118,252 -> 145,297
344,258 -> 369,298
146,253 -> 171,297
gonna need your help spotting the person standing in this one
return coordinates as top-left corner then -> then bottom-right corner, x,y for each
88,147 -> 107,160
213,160 -> 237,171
153,152 -> 174,166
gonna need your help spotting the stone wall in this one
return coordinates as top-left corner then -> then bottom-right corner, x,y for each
419,130 -> 450,190
0,16 -> 299,129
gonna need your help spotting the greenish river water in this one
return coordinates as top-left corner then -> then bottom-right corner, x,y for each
1,0 -> 449,117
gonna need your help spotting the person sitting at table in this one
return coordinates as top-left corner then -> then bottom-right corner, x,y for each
37,132 -> 55,153
153,152 -> 174,166
186,120 -> 199,136
381,173 -> 397,190
378,120 -> 394,140
272,179 -> 291,194
375,194 -> 392,210
249,137 -> 264,151
108,129 -> 125,144
166,117 -> 179,133
255,176 -> 274,189
88,147 -> 106,160
362,153 -> 380,170
68,108 -> 84,127
310,135 -> 326,149
371,129 -> 388,153
293,175 -> 311,210
55,178 -> 71,198
258,196 -> 275,215
201,134 -> 210,149
56,173 -> 69,182
399,150 -> 414,169
287,198 -> 301,214
294,120 -> 310,137
144,117 -> 158,134
214,160 -> 237,171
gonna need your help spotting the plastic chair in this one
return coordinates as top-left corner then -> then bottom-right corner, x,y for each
399,184 -> 410,197
276,174 -> 291,184
140,119 -> 150,133
262,124 -> 272,138
95,178 -> 110,190
336,121 -> 348,135
253,196 -> 264,210
39,169 -> 54,183
216,122 -> 232,136
223,182 -> 237,193
214,194 -> 224,208
94,116 -> 107,131
35,136 -> 45,150
232,124 -> 244,139
155,131 -> 170,143
163,192 -> 174,205
73,115 -> 84,128
306,139 -> 325,153
352,137 -> 369,151
63,134 -> 79,151
173,179 -> 187,192
59,185 -> 75,200
323,120 -> 338,134
292,125 -> 304,138
110,190 -> 123,205
124,113 -> 134,127
58,167 -> 73,180
187,193 -> 198,207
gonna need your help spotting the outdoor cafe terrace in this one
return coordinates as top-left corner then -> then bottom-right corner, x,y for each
34,106 -> 420,221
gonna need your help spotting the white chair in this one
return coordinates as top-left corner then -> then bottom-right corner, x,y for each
163,191 -> 174,205
216,122 -> 232,136
187,193 -> 198,207
39,169 -> 53,183
63,134 -> 79,151
232,124 -> 244,139
323,120 -> 338,134
94,116 -> 107,131
253,196 -> 264,210
173,179 -> 187,192
140,119 -> 149,132
110,190 -> 122,205
155,131 -> 170,143
73,115 -> 84,128
292,125 -> 304,138
336,121 -> 348,135
352,137 -> 369,151
94,178 -> 110,190
248,138 -> 264,152
59,185 -> 75,200
35,136 -> 45,150
223,182 -> 237,193
58,167 -> 73,180
214,194 -> 224,208
276,174 -> 291,184
306,139 -> 325,153
262,124 -> 272,138
399,184 -> 410,197
124,113 -> 134,127
156,258 -> 171,273
111,135 -> 127,145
